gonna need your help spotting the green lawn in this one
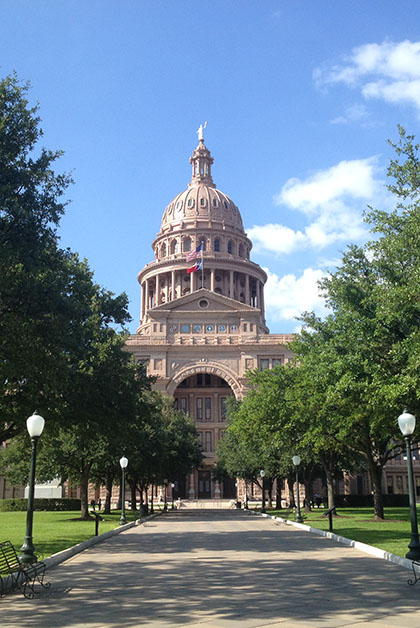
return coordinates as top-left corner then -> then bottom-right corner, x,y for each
263,506 -> 419,558
0,509 -> 140,562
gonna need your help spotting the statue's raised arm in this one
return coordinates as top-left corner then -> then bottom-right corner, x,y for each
196,121 -> 208,142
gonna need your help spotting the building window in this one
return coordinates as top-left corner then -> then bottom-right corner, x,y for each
170,240 -> 179,254
180,398 -> 188,414
198,431 -> 203,449
260,359 -> 269,371
184,237 -> 192,252
204,431 -> 213,452
416,477 -> 420,497
396,475 -> 403,493
227,240 -> 233,254
187,198 -> 193,207
220,397 -> 227,421
173,399 -> 178,411
213,198 -> 217,207
200,198 -> 205,206
205,398 -> 212,421
214,238 -> 220,252
197,398 -> 203,421
272,358 -> 283,367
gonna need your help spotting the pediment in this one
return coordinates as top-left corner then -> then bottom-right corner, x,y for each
151,289 -> 258,314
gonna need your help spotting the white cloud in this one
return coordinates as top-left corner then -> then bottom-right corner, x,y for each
247,224 -> 306,255
263,267 -> 328,322
315,40 -> 420,116
330,103 -> 369,125
277,158 -> 377,212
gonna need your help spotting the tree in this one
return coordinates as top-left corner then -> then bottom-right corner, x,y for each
290,127 -> 420,519
0,73 -> 73,441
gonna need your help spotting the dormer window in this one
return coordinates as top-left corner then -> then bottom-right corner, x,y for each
213,198 -> 217,207
224,201 -> 228,209
187,198 -> 193,207
200,198 -> 206,207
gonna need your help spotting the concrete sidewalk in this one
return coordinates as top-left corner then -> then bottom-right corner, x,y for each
1,509 -> 420,627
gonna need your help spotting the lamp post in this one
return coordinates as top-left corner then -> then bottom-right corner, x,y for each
171,483 -> 175,509
260,469 -> 266,513
19,411 -> 45,564
244,480 -> 249,509
119,456 -> 128,526
292,455 -> 303,523
163,479 -> 168,511
398,410 -> 420,561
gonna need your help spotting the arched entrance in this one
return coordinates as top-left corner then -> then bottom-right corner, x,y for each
171,370 -> 236,500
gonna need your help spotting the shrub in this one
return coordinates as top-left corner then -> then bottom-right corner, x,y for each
0,498 -> 81,511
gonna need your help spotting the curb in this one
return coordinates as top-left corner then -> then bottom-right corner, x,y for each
253,510 -> 418,573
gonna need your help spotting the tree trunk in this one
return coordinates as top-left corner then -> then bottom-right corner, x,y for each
103,470 -> 114,514
287,474 -> 296,508
320,457 -> 335,509
368,459 -> 385,520
303,477 -> 312,512
130,480 -> 137,512
80,463 -> 92,520
267,479 -> 273,508
275,478 -> 282,509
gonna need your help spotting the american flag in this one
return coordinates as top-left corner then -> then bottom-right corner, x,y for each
186,243 -> 203,262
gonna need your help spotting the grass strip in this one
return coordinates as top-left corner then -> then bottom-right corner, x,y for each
0,509 -> 140,567
263,506 -> 419,558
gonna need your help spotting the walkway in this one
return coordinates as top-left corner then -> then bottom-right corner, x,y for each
2,510 -> 420,627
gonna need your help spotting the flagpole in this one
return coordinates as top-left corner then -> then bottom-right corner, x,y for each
201,240 -> 204,288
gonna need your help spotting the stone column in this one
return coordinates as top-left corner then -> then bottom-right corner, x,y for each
145,279 -> 149,314
261,280 -> 265,318
171,270 -> 175,301
188,472 -> 195,499
210,269 -> 215,292
156,274 -> 160,306
190,270 -> 194,293
141,282 -> 145,320
245,274 -> 250,305
229,270 -> 234,299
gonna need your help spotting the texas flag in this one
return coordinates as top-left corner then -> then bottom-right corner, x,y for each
187,259 -> 203,274
186,243 -> 203,262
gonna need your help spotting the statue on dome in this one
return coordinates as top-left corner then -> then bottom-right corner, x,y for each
197,121 -> 207,142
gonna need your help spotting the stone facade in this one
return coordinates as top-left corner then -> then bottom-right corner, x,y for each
126,131 -> 293,500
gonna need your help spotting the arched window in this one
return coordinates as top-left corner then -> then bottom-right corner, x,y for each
239,244 -> 244,258
184,237 -> 192,252
214,238 -> 220,252
170,239 -> 179,255
227,240 -> 233,255
160,242 -> 167,258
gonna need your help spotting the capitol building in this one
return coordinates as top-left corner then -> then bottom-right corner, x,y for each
126,127 -> 293,501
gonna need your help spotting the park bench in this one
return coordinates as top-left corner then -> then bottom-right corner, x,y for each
0,541 -> 50,598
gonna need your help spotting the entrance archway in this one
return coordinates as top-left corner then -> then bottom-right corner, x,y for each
172,370 -> 236,500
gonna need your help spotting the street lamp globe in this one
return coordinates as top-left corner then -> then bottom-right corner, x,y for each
292,455 -> 301,466
398,411 -> 416,437
260,469 -> 266,478
119,456 -> 128,469
27,411 -> 45,438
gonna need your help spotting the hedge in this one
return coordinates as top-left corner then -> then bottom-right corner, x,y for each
0,498 -> 81,511
334,493 -> 409,507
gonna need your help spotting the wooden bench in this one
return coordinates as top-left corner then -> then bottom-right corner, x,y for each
0,541 -> 50,598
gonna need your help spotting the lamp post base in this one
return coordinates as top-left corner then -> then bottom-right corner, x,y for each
19,537 -> 37,564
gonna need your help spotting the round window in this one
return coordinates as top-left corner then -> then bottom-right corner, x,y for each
198,299 -> 209,309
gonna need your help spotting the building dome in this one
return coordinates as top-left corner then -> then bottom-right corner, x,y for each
161,185 -> 244,234
159,134 -> 244,235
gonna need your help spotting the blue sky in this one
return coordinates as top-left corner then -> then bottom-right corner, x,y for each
1,1 -> 419,333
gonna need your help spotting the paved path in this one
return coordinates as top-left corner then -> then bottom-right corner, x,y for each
2,510 -> 420,627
